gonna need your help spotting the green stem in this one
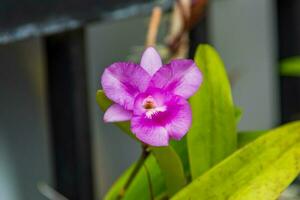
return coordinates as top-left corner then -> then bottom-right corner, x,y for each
117,144 -> 150,199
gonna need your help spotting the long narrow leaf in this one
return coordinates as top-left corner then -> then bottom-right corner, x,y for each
151,146 -> 187,197
172,121 -> 300,200
188,44 -> 237,180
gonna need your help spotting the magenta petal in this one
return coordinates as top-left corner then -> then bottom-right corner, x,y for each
140,47 -> 163,76
164,97 -> 192,140
131,116 -> 169,146
151,59 -> 202,98
131,88 -> 192,146
101,62 -> 151,110
104,104 -> 132,122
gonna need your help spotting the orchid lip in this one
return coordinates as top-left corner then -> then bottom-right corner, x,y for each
145,105 -> 167,119
142,95 -> 167,119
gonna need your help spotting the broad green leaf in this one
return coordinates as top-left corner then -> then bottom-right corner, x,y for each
151,146 -> 187,197
172,121 -> 300,200
188,44 -> 237,180
280,56 -> 300,76
238,130 -> 267,148
96,90 -> 136,140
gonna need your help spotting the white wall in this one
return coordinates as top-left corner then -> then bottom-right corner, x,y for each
209,0 -> 279,130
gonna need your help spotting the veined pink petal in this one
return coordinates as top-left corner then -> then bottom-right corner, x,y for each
101,62 -> 151,110
131,88 -> 192,146
131,119 -> 169,146
165,98 -> 192,140
151,59 -> 202,98
104,104 -> 132,122
140,47 -> 163,76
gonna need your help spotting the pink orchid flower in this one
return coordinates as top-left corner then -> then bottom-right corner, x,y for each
101,47 -> 202,146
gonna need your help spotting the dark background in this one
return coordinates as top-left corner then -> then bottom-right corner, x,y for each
0,0 -> 148,31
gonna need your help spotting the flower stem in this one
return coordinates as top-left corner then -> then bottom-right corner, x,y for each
145,6 -> 162,47
117,144 -> 150,199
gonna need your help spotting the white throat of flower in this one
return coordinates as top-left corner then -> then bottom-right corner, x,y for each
143,95 -> 167,119
145,106 -> 167,119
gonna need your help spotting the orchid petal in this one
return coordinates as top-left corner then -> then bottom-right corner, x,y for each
165,97 -> 192,140
101,62 -> 151,110
151,59 -> 202,98
140,47 -> 163,76
104,104 -> 132,122
131,117 -> 169,146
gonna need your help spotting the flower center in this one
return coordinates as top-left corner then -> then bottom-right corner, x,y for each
142,96 -> 166,119
143,96 -> 156,110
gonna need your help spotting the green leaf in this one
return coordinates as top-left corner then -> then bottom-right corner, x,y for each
188,44 -> 237,180
172,121 -> 300,200
96,90 -> 137,140
280,56 -> 300,77
104,164 -> 134,200
169,137 -> 190,177
151,146 -> 187,197
104,141 -> 189,200
235,106 -> 243,124
238,130 -> 267,148
96,90 -> 111,111
104,155 -> 166,200
104,131 -> 266,200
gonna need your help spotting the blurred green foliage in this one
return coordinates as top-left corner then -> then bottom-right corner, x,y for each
280,56 -> 300,76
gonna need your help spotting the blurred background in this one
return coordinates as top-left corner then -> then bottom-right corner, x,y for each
0,0 -> 299,199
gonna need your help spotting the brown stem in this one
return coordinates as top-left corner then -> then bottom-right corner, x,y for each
146,6 -> 162,47
176,0 -> 190,30
168,0 -> 190,54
